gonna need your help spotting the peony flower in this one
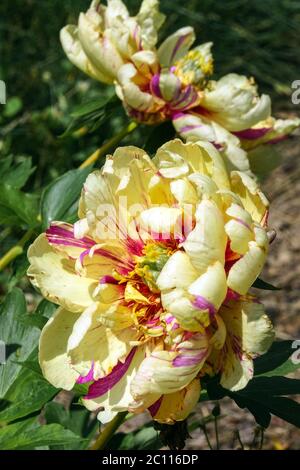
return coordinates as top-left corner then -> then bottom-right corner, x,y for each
28,139 -> 274,424
61,0 -> 299,176
60,0 -> 165,84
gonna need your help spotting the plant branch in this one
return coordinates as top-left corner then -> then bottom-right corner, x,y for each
89,412 -> 127,450
0,229 -> 34,272
79,121 -> 138,169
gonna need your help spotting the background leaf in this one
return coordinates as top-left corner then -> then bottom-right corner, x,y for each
40,167 -> 91,229
0,288 -> 40,398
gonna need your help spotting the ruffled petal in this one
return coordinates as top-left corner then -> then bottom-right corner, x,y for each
150,379 -> 201,423
158,27 -> 195,67
67,303 -> 136,380
27,234 -> 97,313
39,307 -> 80,390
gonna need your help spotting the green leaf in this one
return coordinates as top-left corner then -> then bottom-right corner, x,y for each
62,92 -> 120,137
254,340 -> 294,375
0,184 -> 39,227
252,278 -> 281,290
40,167 -> 90,229
70,94 -> 115,118
0,289 -> 40,398
44,402 -> 97,450
110,423 -> 162,450
35,299 -> 57,319
8,253 -> 29,290
239,376 -> 300,396
206,374 -> 300,429
0,367 -> 57,424
0,157 -> 35,189
0,418 -> 85,450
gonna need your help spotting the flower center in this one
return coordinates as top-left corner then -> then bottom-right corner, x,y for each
174,46 -> 213,88
112,241 -> 177,337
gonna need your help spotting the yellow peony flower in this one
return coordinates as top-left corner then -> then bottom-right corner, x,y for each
27,139 -> 274,424
60,0 -> 165,84
61,0 -> 299,177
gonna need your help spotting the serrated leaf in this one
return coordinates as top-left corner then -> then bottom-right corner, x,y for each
0,289 -> 40,398
40,167 -> 90,229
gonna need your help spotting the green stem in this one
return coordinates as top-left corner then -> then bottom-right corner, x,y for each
79,121 -> 138,169
0,229 -> 34,272
89,412 -> 127,450
214,416 -> 220,450
259,428 -> 265,450
236,430 -> 244,450
0,121 -> 138,271
201,424 -> 213,450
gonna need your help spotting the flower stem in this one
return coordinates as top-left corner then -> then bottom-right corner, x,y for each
214,416 -> 220,450
201,424 -> 213,450
0,121 -> 138,271
79,121 -> 138,169
89,412 -> 127,450
0,229 -> 34,272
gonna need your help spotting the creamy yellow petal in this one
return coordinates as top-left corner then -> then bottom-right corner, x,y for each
156,250 -> 198,291
152,379 -> 201,424
67,303 -> 136,380
130,333 -> 209,397
39,307 -> 80,390
82,346 -> 146,413
27,234 -> 97,313
230,171 -> 269,223
227,241 -> 266,295
158,26 -> 195,67
183,200 -> 227,273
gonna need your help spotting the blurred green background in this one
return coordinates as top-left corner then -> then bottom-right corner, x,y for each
0,0 -> 299,292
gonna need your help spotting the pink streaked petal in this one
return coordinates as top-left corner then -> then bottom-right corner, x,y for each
225,288 -> 241,302
150,74 -> 162,98
173,349 -> 208,367
100,275 -> 119,285
148,396 -> 163,417
46,223 -> 95,249
193,295 -> 216,318
85,348 -> 137,399
170,33 -> 191,64
176,123 -> 203,134
76,362 -> 94,384
233,127 -> 271,140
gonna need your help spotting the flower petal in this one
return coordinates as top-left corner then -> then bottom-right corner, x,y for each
82,346 -> 146,413
150,379 -> 201,423
158,26 -> 195,67
39,307 -> 80,390
183,200 -> 227,273
67,303 -> 136,380
130,333 -> 209,399
27,234 -> 97,313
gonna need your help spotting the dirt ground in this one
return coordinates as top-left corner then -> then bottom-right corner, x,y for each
120,130 -> 300,450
